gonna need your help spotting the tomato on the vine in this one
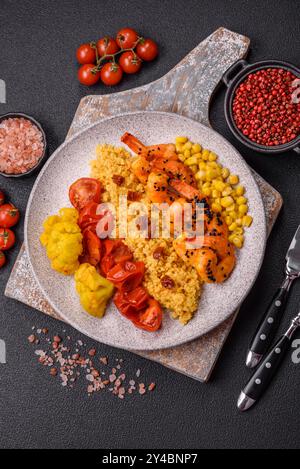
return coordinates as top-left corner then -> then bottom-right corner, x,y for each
76,44 -> 96,65
116,28 -> 139,49
119,51 -> 142,74
0,191 -> 4,206
136,38 -> 158,61
100,62 -> 123,86
0,251 -> 5,269
78,64 -> 100,86
0,204 -> 20,228
97,36 -> 119,56
0,228 -> 15,251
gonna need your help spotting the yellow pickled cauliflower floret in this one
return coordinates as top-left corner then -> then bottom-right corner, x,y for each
40,208 -> 83,275
74,263 -> 114,318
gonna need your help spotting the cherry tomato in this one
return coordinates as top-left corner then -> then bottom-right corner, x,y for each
78,202 -> 103,231
78,64 -> 100,86
116,28 -> 139,49
0,204 -> 20,228
106,261 -> 145,292
114,287 -> 150,318
69,178 -> 101,211
136,299 -> 162,332
0,228 -> 15,251
0,251 -> 5,268
119,51 -> 142,74
0,191 -> 4,206
101,239 -> 132,275
100,62 -> 123,86
80,229 -> 102,266
76,43 -> 96,65
97,36 -> 119,56
136,38 -> 159,61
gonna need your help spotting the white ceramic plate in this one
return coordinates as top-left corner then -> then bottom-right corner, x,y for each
25,111 -> 266,351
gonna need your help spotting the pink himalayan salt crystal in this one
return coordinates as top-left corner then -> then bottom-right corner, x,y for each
0,117 -> 44,174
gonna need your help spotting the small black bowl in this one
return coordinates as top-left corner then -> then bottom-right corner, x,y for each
0,112 -> 47,178
223,59 -> 300,154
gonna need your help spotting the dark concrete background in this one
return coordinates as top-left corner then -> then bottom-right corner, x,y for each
0,0 -> 300,449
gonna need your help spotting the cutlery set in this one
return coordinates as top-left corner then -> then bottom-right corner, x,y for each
238,225 -> 300,411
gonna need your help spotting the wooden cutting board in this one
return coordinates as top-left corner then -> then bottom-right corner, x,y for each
5,28 -> 282,381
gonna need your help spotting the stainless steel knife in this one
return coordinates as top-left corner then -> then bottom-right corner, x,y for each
238,311 -> 300,411
246,225 -> 300,368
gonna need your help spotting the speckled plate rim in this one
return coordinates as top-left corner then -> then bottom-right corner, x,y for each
25,111 -> 267,351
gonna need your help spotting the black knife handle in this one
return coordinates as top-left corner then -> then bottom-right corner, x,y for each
248,286 -> 291,361
243,335 -> 291,403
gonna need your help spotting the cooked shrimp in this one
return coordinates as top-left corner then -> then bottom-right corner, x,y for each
121,133 -> 176,159
193,244 -> 236,283
173,234 -> 236,283
131,156 -> 152,184
146,172 -> 176,204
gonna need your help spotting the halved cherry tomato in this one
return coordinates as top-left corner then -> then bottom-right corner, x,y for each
100,62 -> 123,86
78,202 -> 114,238
76,43 -> 96,65
101,239 -> 133,276
119,51 -> 142,74
78,64 -> 100,86
106,261 -> 145,292
136,299 -> 162,332
97,36 -> 119,56
0,191 -> 4,206
0,251 -> 6,268
116,28 -> 139,49
114,286 -> 149,318
136,38 -> 158,61
80,229 -> 102,266
69,178 -> 101,211
0,204 -> 20,228
0,228 -> 15,251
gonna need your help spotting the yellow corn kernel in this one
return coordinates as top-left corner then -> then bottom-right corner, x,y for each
229,211 -> 237,220
185,155 -> 198,166
203,187 -> 211,196
242,215 -> 253,227
183,149 -> 191,159
178,153 -> 186,162
229,174 -> 239,185
215,197 -> 222,205
221,196 -> 234,208
176,136 -> 188,144
212,189 -> 221,199
207,161 -> 218,169
234,227 -> 244,235
229,222 -> 238,231
236,185 -> 245,196
190,164 -> 198,174
183,141 -> 192,150
213,181 -> 226,192
191,143 -> 202,154
206,168 -> 218,180
236,218 -> 243,226
232,236 -> 244,249
225,216 -> 233,226
236,196 -> 247,205
226,204 -> 236,213
238,204 -> 248,215
202,181 -> 211,188
176,144 -> 184,153
195,170 -> 206,181
209,152 -> 217,162
202,149 -> 210,161
199,161 -> 207,170
193,152 -> 202,160
221,167 -> 230,179
222,186 -> 233,196
212,202 -> 222,213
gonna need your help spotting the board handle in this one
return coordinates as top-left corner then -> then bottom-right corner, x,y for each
222,59 -> 249,87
